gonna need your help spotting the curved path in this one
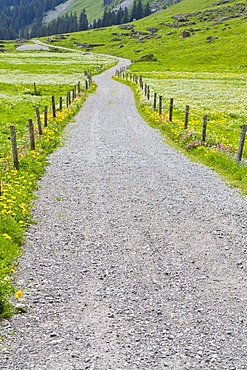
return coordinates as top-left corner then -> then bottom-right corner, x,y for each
1,60 -> 247,370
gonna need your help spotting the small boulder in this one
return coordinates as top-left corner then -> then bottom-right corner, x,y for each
181,30 -> 190,38
135,53 -> 157,62
119,24 -> 134,30
146,27 -> 158,33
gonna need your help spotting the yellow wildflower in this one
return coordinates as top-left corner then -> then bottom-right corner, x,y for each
16,290 -> 23,299
2,233 -> 11,240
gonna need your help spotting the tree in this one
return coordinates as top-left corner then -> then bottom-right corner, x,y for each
116,7 -> 124,25
136,0 -> 143,20
121,7 -> 129,24
79,9 -> 88,31
130,0 -> 137,21
144,2 -> 151,17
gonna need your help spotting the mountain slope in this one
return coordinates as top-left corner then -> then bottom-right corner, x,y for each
42,0 -> 247,73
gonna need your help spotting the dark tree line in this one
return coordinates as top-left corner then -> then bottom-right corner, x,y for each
0,0 -> 65,39
32,0 -> 151,39
92,0 -> 151,29
31,10 -> 88,38
0,0 -> 151,40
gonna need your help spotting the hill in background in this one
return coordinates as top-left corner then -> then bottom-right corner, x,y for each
0,0 -> 175,40
43,0 -> 247,73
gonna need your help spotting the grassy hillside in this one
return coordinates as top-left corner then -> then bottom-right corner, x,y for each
42,0 -> 247,73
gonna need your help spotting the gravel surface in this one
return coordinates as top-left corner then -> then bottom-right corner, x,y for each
0,59 -> 247,370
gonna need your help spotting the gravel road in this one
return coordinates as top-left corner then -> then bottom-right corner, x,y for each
0,59 -> 247,370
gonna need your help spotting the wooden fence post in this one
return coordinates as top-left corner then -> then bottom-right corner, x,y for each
139,75 -> 142,87
169,98 -> 174,122
36,106 -> 42,135
68,91 -> 71,105
28,119 -> 35,150
184,105 -> 190,129
9,125 -> 18,170
78,81 -> 81,95
85,79 -> 88,90
202,114 -> 207,142
153,92 -> 157,110
59,97 -> 63,111
237,124 -> 247,162
44,105 -> 48,127
144,84 -> 147,96
147,86 -> 150,100
52,96 -> 56,118
159,96 -> 162,115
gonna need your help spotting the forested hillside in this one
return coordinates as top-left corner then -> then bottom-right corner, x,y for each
0,0 -> 179,40
0,0 -> 65,39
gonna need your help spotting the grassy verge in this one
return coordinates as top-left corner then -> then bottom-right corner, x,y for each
114,75 -> 247,195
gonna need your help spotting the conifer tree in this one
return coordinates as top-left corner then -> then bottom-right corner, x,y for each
144,2 -> 151,17
130,0 -> 137,21
136,0 -> 143,20
79,9 -> 88,31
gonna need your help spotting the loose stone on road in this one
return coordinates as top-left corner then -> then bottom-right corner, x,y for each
0,60 -> 246,370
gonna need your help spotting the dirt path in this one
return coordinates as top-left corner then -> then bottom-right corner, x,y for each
0,60 -> 246,370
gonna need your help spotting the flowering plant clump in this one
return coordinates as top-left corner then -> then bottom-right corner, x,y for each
215,143 -> 234,156
185,141 -> 205,151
